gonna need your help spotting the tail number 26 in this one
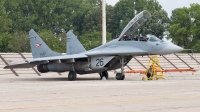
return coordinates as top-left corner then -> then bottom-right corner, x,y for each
96,58 -> 104,66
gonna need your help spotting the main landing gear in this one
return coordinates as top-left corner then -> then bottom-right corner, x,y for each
68,63 -> 77,81
68,71 -> 77,81
116,57 -> 125,80
99,71 -> 109,79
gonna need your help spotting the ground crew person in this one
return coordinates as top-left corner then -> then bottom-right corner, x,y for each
147,65 -> 154,79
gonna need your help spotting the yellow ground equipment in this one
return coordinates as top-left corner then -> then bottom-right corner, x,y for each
142,55 -> 165,80
124,55 -> 196,80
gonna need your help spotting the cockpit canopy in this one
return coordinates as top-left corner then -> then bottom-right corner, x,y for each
118,10 -> 151,41
117,10 -> 162,42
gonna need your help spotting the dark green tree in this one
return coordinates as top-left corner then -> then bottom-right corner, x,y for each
2,0 -> 174,52
4,0 -> 95,35
79,30 -> 111,50
109,0 -> 169,39
168,3 -> 200,52
0,0 -> 12,52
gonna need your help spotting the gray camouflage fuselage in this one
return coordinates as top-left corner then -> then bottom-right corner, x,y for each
73,36 -> 183,74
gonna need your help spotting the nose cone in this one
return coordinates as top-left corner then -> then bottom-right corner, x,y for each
153,43 -> 183,55
161,43 -> 183,54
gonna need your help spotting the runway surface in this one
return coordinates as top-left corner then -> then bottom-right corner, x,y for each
0,72 -> 200,112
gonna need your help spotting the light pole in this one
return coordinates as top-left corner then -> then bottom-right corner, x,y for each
102,0 -> 106,44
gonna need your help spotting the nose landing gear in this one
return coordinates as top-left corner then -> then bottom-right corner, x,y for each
116,57 -> 125,80
116,73 -> 125,80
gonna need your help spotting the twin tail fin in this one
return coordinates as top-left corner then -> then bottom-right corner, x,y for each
66,30 -> 86,55
29,29 -> 62,58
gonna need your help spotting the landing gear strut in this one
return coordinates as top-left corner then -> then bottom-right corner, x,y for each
100,71 -> 109,79
68,71 -> 77,81
116,57 -> 125,80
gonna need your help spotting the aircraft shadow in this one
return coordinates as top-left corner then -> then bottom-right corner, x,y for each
7,77 -> 117,82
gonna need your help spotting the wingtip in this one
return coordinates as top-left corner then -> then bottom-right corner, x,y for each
4,66 -> 10,69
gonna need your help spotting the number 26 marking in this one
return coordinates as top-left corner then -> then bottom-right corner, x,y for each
96,58 -> 104,66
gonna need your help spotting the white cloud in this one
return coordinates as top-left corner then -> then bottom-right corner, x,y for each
106,0 -> 119,6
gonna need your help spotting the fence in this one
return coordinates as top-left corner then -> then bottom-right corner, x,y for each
0,53 -> 200,76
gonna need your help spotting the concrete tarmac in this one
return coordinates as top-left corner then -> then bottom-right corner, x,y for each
0,72 -> 200,112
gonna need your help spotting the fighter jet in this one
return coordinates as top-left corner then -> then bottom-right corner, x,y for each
4,10 -> 183,81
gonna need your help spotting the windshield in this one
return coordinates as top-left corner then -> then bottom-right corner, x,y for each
147,35 -> 161,42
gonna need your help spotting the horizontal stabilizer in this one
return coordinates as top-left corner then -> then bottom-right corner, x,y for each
4,61 -> 47,69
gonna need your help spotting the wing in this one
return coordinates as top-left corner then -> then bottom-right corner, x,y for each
4,54 -> 88,69
24,54 -> 87,63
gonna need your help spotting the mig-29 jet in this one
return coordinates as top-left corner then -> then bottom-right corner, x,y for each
4,10 -> 183,81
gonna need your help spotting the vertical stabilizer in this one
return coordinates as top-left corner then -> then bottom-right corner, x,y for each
66,30 -> 86,55
29,29 -> 62,58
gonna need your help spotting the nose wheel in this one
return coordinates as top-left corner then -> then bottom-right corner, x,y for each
116,73 -> 125,80
116,57 -> 125,80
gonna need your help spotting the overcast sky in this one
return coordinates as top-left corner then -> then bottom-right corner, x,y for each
106,0 -> 200,17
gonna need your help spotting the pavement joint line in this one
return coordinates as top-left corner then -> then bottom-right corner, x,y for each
1,90 -> 200,103
1,94 -> 200,110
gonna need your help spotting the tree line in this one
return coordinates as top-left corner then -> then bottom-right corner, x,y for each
0,0 -> 199,53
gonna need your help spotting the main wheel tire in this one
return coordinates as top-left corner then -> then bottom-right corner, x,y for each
116,73 -> 125,80
121,75 -> 125,80
68,71 -> 77,81
100,71 -> 109,79
116,73 -> 122,80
